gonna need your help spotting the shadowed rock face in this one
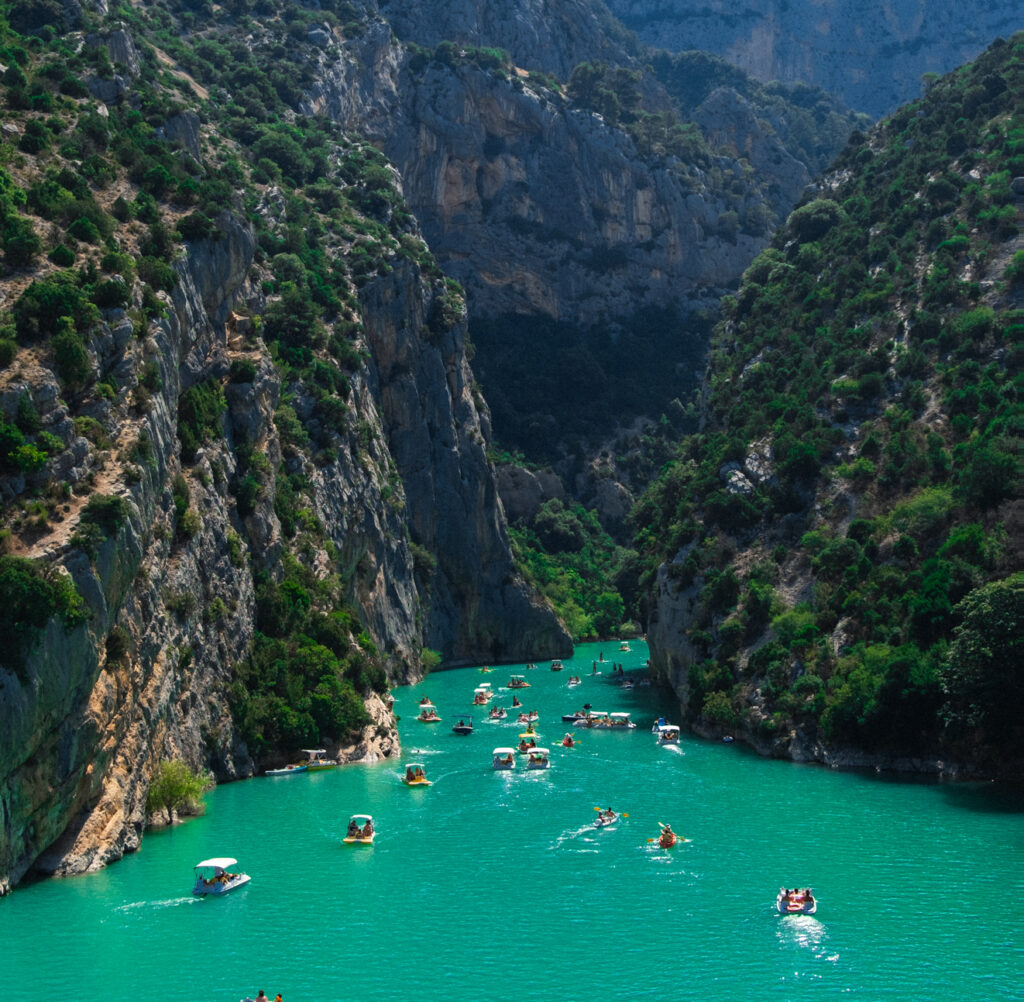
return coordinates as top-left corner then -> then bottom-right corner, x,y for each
603,0 -> 1020,117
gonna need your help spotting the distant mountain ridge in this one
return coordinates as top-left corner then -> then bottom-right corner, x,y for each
604,0 -> 1022,116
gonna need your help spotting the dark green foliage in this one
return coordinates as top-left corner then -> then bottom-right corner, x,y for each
231,580 -> 382,759
13,271 -> 95,341
0,555 -> 88,677
941,573 -> 1024,758
178,378 -> 226,460
510,501 -> 632,640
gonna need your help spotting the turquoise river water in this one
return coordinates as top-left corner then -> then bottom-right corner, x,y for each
3,641 -> 1023,1001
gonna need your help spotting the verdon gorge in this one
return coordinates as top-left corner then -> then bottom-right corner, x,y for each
0,2 -> 1021,1000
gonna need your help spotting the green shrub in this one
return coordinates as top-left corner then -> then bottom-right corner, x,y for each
0,555 -> 88,676
178,378 -> 226,460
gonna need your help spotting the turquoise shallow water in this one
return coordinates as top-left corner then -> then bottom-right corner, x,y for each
3,641 -> 1023,1002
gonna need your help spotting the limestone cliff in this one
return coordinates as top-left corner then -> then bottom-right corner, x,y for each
0,10 -> 569,891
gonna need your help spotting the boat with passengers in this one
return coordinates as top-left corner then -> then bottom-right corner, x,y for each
526,747 -> 550,770
402,762 -> 431,786
776,888 -> 817,914
416,702 -> 441,723
492,747 -> 516,770
344,814 -> 375,845
192,858 -> 250,897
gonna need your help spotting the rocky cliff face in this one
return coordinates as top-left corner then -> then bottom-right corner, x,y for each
306,29 -> 768,330
605,0 -> 1020,116
0,12 -> 569,886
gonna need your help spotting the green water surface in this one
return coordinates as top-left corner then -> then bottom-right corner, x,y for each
3,642 -> 1023,1001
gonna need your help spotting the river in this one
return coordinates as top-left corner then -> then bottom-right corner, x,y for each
4,641 -> 1022,1001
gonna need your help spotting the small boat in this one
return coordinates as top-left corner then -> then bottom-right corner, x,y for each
526,747 -> 550,770
618,641 -> 631,652
593,810 -> 619,828
561,733 -> 576,748
550,659 -> 563,671
656,724 -> 680,745
777,888 -> 817,915
265,763 -> 307,776
567,676 -> 582,687
472,684 -> 493,705
562,710 -> 588,723
479,666 -> 493,673
418,695 -> 432,704
511,695 -> 523,709
416,702 -> 441,723
343,814 -> 375,845
516,737 -> 538,754
452,716 -> 474,735
487,706 -> 507,721
301,748 -> 337,771
507,674 -> 530,689
192,858 -> 250,896
516,711 -> 538,724
609,712 -> 636,729
657,826 -> 679,848
492,747 -> 516,770
402,762 -> 431,786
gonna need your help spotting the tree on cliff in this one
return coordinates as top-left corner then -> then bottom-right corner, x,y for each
146,760 -> 213,825
941,573 -> 1024,758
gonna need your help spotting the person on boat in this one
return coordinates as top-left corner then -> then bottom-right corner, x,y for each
361,819 -> 374,837
562,733 -> 574,747
405,766 -> 416,782
347,819 -> 360,837
602,807 -> 615,819
512,695 -> 522,707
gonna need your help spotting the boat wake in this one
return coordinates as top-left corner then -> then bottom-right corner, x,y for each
117,896 -> 198,913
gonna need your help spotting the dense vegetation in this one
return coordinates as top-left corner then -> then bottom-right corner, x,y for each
634,35 -> 1023,769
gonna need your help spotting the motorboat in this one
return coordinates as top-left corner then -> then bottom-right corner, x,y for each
593,810 -> 619,828
492,747 -> 516,770
192,858 -> 250,896
452,716 -> 474,735
301,748 -> 337,771
265,763 -> 307,776
550,659 -> 563,671
343,814 -> 375,845
402,762 -> 431,786
562,709 -> 588,723
777,888 -> 817,914
507,675 -> 530,689
416,702 -> 441,723
656,724 -> 680,745
472,684 -> 493,705
487,706 -> 507,721
526,747 -> 550,770
609,712 -> 636,729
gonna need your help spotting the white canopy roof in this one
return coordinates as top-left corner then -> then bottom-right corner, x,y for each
529,748 -> 550,755
492,747 -> 515,755
195,857 -> 237,869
